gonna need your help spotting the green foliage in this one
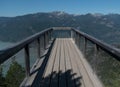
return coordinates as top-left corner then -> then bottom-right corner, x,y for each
98,55 -> 120,87
5,61 -> 25,87
0,65 -> 6,87
85,46 -> 120,87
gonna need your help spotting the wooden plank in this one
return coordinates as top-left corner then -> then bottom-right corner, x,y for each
68,39 -> 86,87
70,39 -> 94,87
40,39 -> 58,87
39,38 -> 103,87
66,38 -> 83,87
64,38 -> 75,87
59,39 -> 66,87
70,39 -> 103,87
24,40 -> 54,87
50,38 -> 61,87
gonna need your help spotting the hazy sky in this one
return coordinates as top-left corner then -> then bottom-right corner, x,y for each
0,0 -> 120,17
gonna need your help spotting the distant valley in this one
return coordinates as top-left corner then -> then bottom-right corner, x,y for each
0,11 -> 120,44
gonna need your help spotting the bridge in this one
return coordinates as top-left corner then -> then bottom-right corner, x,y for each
0,27 -> 120,87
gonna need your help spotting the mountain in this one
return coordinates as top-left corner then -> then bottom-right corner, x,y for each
0,11 -> 120,44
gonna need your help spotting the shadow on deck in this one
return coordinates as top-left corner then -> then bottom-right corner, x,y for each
39,70 -> 82,87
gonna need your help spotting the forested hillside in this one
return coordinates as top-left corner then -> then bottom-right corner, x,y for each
0,11 -> 120,44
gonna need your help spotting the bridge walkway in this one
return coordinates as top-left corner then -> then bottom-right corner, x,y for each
39,38 -> 103,87
1,27 -> 119,87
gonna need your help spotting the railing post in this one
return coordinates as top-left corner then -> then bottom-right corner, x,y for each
78,34 -> 81,49
48,31 -> 50,42
24,45 -> 30,77
50,30 -> 52,40
77,33 -> 79,47
84,37 -> 87,56
46,32 -> 48,46
47,31 -> 49,45
37,38 -> 40,58
75,32 -> 77,44
94,44 -> 99,73
71,30 -> 73,38
73,31 -> 75,42
48,31 -> 50,41
41,35 -> 44,55
76,33 -> 78,46
44,33 -> 46,49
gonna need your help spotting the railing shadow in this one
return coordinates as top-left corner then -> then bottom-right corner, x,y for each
29,38 -> 83,87
39,70 -> 82,87
29,70 -> 83,87
29,40 -> 54,76
28,39 -> 56,86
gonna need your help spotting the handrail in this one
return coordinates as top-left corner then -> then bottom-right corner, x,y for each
0,27 -> 120,86
0,28 -> 53,64
0,27 -> 120,64
71,28 -> 120,61
52,27 -> 71,30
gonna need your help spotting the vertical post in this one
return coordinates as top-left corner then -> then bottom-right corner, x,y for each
75,32 -> 77,44
48,31 -> 50,42
71,30 -> 73,38
24,45 -> 30,77
44,33 -> 46,50
73,31 -> 75,41
74,31 -> 75,42
74,31 -> 76,43
94,44 -> 99,73
77,33 -> 79,47
37,38 -> 40,59
41,35 -> 44,55
50,30 -> 52,40
47,31 -> 49,44
46,32 -> 48,46
76,33 -> 79,47
84,37 -> 87,56
78,34 -> 81,49
48,31 -> 50,41
46,31 -> 49,45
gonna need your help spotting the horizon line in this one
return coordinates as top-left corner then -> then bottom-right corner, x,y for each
0,11 -> 120,17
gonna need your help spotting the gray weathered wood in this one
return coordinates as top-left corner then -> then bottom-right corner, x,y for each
38,38 -> 103,87
66,39 -> 83,87
59,39 -> 66,87
70,39 -> 103,87
24,44 -> 30,77
40,39 -> 58,87
64,38 -> 75,87
50,39 -> 61,87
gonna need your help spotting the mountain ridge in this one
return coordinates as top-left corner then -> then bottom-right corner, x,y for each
0,12 -> 120,44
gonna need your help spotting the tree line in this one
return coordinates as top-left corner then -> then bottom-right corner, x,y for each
0,58 -> 25,87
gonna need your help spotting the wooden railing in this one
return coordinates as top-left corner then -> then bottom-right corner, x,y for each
0,28 -> 53,77
71,28 -> 120,61
0,27 -> 120,86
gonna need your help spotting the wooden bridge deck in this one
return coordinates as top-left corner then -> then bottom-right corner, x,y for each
39,38 -> 103,87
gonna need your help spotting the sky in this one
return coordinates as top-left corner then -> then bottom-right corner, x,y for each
0,0 -> 120,17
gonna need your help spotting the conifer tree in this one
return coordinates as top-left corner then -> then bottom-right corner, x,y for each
5,57 -> 25,87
